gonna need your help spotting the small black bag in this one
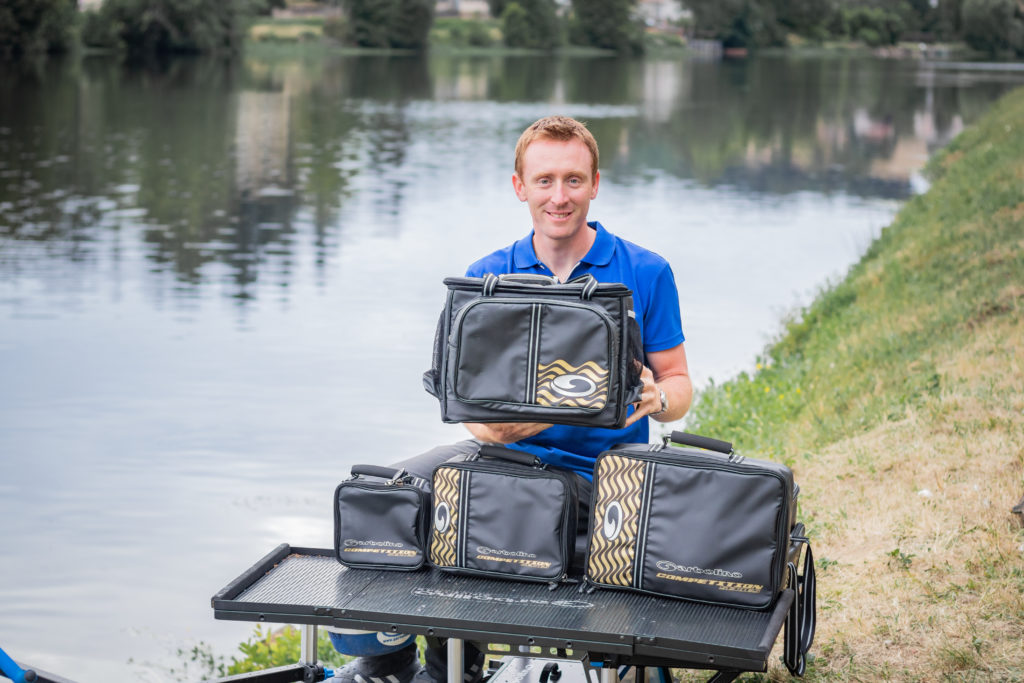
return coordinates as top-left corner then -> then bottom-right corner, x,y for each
428,444 -> 577,584
334,465 -> 431,571
584,431 -> 815,675
423,273 -> 643,428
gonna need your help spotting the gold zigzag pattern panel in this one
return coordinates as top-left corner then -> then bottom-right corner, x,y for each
429,467 -> 461,568
535,360 -> 609,409
587,455 -> 645,586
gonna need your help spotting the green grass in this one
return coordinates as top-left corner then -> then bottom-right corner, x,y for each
684,86 -> 1024,679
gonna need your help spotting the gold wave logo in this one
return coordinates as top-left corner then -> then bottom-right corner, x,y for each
535,360 -> 608,409
429,467 -> 462,568
587,455 -> 645,587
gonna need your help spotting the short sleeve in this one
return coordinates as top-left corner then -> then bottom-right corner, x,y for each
641,262 -> 685,353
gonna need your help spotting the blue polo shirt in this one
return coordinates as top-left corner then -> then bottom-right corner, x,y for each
465,221 -> 685,479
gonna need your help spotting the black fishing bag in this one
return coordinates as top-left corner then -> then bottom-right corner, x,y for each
334,465 -> 431,571
423,273 -> 643,428
428,444 -> 577,584
585,431 -> 816,675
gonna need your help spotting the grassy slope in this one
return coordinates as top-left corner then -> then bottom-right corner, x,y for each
684,87 -> 1024,680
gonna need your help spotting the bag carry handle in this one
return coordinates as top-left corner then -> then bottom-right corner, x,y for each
480,272 -> 598,300
498,273 -> 555,285
351,464 -> 403,480
478,444 -> 542,467
668,431 -> 734,455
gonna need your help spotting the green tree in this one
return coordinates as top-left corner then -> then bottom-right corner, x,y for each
488,0 -> 509,19
686,0 -> 786,48
840,5 -> 905,46
0,0 -> 76,59
570,0 -> 644,54
962,0 -> 1024,55
772,0 -> 837,40
82,0 -> 256,55
390,0 -> 435,48
501,0 -> 559,49
345,0 -> 434,49
933,0 -> 964,39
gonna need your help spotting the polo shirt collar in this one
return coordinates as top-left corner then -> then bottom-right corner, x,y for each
512,221 -> 615,270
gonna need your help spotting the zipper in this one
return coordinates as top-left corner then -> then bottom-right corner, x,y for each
445,278 -> 632,297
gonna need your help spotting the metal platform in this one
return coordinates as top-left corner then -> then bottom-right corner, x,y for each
212,545 -> 793,676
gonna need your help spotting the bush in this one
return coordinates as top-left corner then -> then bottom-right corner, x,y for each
322,16 -> 347,43
466,20 -> 494,46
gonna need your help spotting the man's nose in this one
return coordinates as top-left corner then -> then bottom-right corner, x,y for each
551,181 -> 568,204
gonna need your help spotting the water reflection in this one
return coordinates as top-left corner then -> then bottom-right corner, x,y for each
3,55 -> 1014,311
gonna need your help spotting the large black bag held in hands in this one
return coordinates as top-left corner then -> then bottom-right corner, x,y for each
428,444 -> 577,584
423,273 -> 643,428
334,465 -> 430,571
585,431 -> 816,675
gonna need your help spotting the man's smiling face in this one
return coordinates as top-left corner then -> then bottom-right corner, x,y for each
512,137 -> 600,248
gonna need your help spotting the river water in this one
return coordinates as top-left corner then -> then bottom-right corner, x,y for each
0,51 -> 1021,680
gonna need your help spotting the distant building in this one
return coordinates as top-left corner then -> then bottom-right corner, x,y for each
435,0 -> 491,17
636,0 -> 687,28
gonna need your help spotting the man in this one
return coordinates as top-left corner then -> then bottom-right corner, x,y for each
332,116 -> 692,683
463,115 -> 691,467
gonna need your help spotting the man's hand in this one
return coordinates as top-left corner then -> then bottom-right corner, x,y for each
464,422 -> 551,444
624,365 -> 663,427
624,344 -> 693,427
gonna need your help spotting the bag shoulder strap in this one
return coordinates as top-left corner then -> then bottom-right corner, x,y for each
784,535 -> 817,676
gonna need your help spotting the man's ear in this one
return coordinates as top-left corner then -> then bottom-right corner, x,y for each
512,173 -> 527,201
591,170 -> 600,199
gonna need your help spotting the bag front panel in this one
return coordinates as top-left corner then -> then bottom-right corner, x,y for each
450,298 -> 614,413
640,463 -> 786,608
428,466 -> 464,569
335,485 -> 426,570
534,302 -> 614,411
461,471 -> 570,580
450,299 -> 534,404
587,454 -> 649,587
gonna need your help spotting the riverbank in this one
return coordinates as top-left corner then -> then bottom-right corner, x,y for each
684,86 -> 1024,679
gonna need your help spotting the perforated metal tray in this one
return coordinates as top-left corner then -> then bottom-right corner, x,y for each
211,545 -> 792,674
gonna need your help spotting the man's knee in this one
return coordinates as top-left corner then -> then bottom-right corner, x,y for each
389,440 -> 480,483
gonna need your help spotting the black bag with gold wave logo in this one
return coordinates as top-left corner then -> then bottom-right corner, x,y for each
423,273 -> 643,428
334,465 -> 431,571
586,431 -> 806,609
584,431 -> 816,675
428,444 -> 577,584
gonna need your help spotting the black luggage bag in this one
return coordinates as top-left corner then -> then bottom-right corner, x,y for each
428,444 -> 577,584
584,431 -> 816,675
423,273 -> 643,428
334,465 -> 431,571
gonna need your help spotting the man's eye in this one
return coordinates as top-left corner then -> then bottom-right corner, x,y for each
537,178 -> 551,186
568,178 -> 581,185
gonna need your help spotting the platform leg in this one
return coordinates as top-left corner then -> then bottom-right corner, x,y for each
599,665 -> 619,683
300,624 -> 318,664
447,638 -> 465,683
